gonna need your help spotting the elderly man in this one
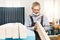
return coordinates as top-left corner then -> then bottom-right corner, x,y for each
25,2 -> 50,40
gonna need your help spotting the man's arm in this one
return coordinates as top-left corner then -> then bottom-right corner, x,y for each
25,16 -> 35,30
43,15 -> 51,31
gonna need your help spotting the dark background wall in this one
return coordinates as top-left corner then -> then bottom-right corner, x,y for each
0,7 -> 24,25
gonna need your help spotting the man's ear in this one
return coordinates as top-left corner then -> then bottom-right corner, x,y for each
31,7 -> 33,11
31,7 -> 33,10
31,7 -> 34,9
39,7 -> 41,10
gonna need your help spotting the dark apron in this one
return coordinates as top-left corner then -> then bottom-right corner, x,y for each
30,15 -> 43,40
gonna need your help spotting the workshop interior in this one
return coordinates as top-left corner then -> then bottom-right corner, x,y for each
0,0 -> 60,40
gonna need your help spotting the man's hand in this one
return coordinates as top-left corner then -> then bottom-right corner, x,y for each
34,23 -> 38,30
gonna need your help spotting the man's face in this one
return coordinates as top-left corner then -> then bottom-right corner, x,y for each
32,5 -> 40,14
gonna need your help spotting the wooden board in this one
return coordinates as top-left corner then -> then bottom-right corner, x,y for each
35,22 -> 50,40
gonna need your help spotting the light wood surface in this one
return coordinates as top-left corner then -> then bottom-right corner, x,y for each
35,22 -> 50,40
